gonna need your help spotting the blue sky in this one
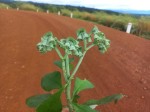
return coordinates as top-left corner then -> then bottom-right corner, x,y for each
17,0 -> 150,10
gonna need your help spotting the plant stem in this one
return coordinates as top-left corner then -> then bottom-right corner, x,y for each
68,43 -> 95,84
63,44 -> 94,112
69,39 -> 89,79
87,44 -> 94,50
83,39 -> 87,50
55,47 -> 63,59
65,55 -> 74,112
66,82 -> 73,112
70,51 -> 86,80
62,59 -> 68,82
66,55 -> 70,78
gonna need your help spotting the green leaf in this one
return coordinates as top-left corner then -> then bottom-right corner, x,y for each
36,90 -> 63,112
73,103 -> 98,112
69,58 -> 74,70
41,71 -> 62,91
26,94 -> 51,108
69,64 -> 74,71
54,58 -> 74,70
72,95 -> 80,103
73,77 -> 94,98
54,60 -> 62,69
84,94 -> 124,106
69,57 -> 74,63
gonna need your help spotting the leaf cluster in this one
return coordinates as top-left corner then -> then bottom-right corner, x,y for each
26,71 -> 123,112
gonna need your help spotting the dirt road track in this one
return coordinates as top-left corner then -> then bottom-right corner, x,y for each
0,9 -> 150,112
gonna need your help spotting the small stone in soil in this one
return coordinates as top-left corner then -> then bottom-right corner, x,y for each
8,88 -> 13,91
21,65 -> 25,68
5,96 -> 8,99
141,96 -> 145,99
139,78 -> 147,84
143,87 -> 148,90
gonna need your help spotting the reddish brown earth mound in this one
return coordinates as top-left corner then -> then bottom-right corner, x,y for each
0,9 -> 150,112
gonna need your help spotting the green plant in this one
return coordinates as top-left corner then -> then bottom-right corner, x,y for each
61,9 -> 71,16
0,3 -> 10,9
19,3 -> 40,11
26,26 -> 124,112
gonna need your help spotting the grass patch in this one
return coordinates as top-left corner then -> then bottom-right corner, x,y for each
0,3 -> 10,9
18,3 -> 41,11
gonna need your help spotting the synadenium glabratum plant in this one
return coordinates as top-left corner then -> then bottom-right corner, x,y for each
26,26 -> 124,112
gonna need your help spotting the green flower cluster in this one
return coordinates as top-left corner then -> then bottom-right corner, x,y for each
92,26 -> 110,53
77,28 -> 90,40
58,38 -> 83,57
37,33 -> 83,57
37,26 -> 110,56
37,32 -> 57,53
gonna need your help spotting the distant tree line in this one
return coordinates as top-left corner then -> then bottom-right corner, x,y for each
0,0 -> 149,39
0,0 -> 120,14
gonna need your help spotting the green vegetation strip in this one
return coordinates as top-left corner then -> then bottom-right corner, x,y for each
0,1 -> 150,39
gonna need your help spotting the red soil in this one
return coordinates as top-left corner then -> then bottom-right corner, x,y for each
0,9 -> 150,112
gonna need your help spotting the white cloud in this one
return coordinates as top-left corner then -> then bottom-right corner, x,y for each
17,0 -> 150,10
79,0 -> 150,10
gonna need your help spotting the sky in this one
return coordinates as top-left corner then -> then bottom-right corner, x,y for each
17,0 -> 150,10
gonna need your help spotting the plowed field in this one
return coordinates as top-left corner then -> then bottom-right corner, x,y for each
0,9 -> 150,112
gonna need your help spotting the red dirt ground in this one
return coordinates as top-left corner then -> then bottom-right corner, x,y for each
0,9 -> 150,112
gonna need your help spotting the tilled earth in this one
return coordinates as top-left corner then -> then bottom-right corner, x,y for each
0,9 -> 150,112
